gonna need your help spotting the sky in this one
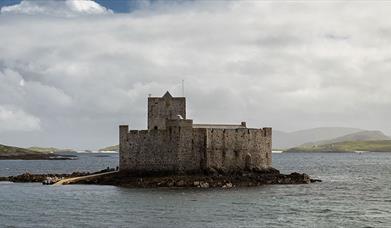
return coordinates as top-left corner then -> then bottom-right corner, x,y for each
1,0 -> 391,149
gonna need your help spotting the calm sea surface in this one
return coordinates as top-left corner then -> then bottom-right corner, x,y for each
1,152 -> 391,227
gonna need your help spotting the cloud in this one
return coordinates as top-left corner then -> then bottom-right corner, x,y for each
0,105 -> 41,132
1,0 -> 112,16
0,1 -> 391,148
0,68 -> 73,116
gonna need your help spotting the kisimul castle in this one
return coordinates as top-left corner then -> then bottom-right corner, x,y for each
119,91 -> 272,174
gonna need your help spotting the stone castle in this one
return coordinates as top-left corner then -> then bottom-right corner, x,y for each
119,91 -> 272,174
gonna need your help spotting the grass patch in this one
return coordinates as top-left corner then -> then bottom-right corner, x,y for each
285,140 -> 391,153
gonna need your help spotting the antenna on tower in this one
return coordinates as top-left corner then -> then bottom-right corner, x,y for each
181,79 -> 185,97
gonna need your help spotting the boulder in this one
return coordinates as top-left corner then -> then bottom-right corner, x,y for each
175,180 -> 185,187
222,182 -> 233,189
199,181 -> 209,188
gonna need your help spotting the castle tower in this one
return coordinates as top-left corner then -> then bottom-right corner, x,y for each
147,91 -> 186,130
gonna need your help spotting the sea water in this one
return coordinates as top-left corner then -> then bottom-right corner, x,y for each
1,152 -> 390,227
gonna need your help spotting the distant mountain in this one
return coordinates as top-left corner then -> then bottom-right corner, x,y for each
285,140 -> 391,153
99,145 -> 119,152
0,144 -> 54,159
1,144 -> 39,155
300,131 -> 390,147
28,147 -> 73,153
273,127 -> 364,149
0,144 -> 76,160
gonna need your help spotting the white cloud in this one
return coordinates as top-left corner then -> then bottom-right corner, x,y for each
0,68 -> 73,117
0,0 -> 112,17
0,1 -> 391,148
0,105 -> 41,132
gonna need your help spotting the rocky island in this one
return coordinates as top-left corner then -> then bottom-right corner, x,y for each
68,169 -> 318,187
0,92 -> 320,188
0,168 -> 319,188
89,92 -> 317,188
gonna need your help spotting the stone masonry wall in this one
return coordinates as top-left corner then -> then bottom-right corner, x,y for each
204,127 -> 272,172
120,125 -> 179,172
192,128 -> 207,170
147,95 -> 186,130
120,119 -> 203,173
166,119 -> 201,172
120,124 -> 272,174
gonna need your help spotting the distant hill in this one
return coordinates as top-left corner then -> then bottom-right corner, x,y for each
28,147 -> 74,153
300,131 -> 390,147
0,144 -> 75,160
0,144 -> 54,159
99,145 -> 119,152
273,127 -> 363,149
285,140 -> 391,153
1,144 -> 40,155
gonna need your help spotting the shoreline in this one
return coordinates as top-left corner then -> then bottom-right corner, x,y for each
283,151 -> 355,153
283,150 -> 382,153
0,154 -> 78,160
0,168 -> 321,188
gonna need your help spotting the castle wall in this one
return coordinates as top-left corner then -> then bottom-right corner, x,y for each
191,128 -> 207,170
120,126 -> 179,172
166,119 -> 200,172
120,124 -> 272,173
120,119 -> 203,173
204,127 -> 272,172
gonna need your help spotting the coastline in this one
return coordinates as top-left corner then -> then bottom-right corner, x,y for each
0,154 -> 77,160
0,168 -> 321,188
283,150 -> 355,153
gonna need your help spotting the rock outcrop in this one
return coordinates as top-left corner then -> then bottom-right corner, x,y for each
0,168 -> 320,188
68,168 -> 317,188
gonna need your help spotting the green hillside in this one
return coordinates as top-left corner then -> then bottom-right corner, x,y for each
300,130 -> 390,147
0,144 -> 54,159
0,144 -> 73,160
285,140 -> 391,153
273,127 -> 363,149
98,145 -> 119,152
0,144 -> 42,155
28,147 -> 59,153
28,147 -> 73,153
